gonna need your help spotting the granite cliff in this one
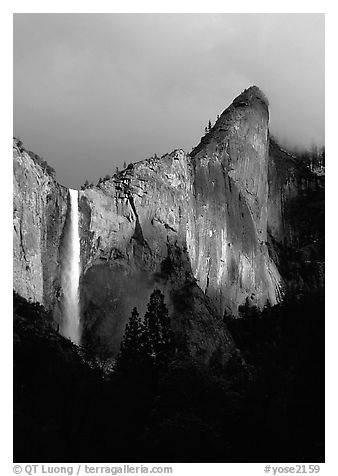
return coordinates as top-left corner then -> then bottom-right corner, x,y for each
13,141 -> 68,315
13,86 -> 324,360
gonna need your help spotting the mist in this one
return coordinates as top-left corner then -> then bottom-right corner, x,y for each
13,13 -> 324,189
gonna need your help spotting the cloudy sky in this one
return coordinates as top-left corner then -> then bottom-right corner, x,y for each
13,13 -> 324,189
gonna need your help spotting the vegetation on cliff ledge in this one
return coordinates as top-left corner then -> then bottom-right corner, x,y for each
13,137 -> 56,178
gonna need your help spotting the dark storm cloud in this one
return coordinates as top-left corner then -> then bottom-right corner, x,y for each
13,13 -> 324,189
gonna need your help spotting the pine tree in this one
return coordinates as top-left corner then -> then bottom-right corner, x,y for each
320,146 -> 325,168
123,161 -> 127,169
16,137 -> 24,150
116,307 -> 144,373
116,290 -> 173,377
208,120 -> 212,132
81,179 -> 89,190
143,289 -> 172,369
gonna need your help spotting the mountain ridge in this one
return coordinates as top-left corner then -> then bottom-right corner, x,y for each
13,86 -> 324,362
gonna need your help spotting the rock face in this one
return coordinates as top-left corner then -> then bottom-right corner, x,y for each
76,87 -> 283,357
12,86 -> 323,361
13,143 -> 68,319
78,150 -> 238,362
189,86 -> 282,314
267,138 -> 324,296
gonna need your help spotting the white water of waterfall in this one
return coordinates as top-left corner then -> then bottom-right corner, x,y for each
61,189 -> 81,344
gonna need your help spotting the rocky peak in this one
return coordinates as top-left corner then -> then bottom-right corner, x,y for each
231,85 -> 269,108
191,86 -> 269,159
14,87 -> 323,363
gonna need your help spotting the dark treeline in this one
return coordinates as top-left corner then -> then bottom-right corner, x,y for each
288,143 -> 325,172
295,145 -> 325,172
14,287 -> 324,463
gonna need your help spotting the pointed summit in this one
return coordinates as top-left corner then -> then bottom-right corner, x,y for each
232,85 -> 269,109
191,86 -> 269,159
190,84 -> 271,246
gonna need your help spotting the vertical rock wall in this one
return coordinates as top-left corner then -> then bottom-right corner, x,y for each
13,145 -> 68,312
189,86 -> 282,314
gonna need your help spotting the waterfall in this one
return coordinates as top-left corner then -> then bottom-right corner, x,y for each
61,189 -> 81,344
